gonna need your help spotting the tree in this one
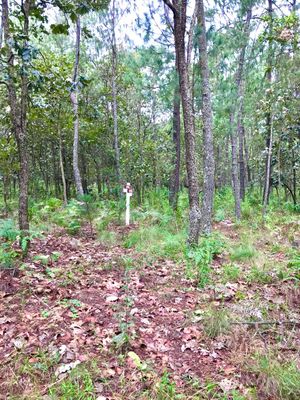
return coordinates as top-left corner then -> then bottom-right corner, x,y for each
1,0 -> 31,234
71,16 -> 84,197
163,0 -> 201,245
197,0 -> 215,234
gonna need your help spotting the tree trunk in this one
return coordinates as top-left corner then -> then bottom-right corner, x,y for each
236,8 -> 252,201
71,17 -> 84,197
230,112 -> 241,220
262,116 -> 273,219
263,0 -> 273,206
2,0 -> 30,233
292,149 -> 297,205
197,0 -> 215,234
164,0 -> 201,244
59,134 -> 68,205
244,132 -> 251,185
169,64 -> 181,209
3,175 -> 9,216
111,0 -> 121,184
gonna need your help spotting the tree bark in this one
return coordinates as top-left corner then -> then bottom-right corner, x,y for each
111,0 -> 121,184
263,0 -> 273,207
164,0 -> 201,244
2,0 -> 30,233
169,59 -> 181,209
262,116 -> 273,219
59,134 -> 68,205
236,8 -> 252,201
230,112 -> 241,220
197,0 -> 215,234
71,17 -> 84,197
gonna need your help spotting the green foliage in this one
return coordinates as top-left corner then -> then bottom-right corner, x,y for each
202,307 -> 230,339
251,353 -> 300,400
156,372 -> 178,400
247,265 -> 273,284
0,243 -> 18,269
222,263 -> 241,283
230,244 -> 256,261
49,364 -> 95,400
0,219 -> 40,267
186,235 -> 225,287
52,200 -> 84,235
124,225 -> 185,259
0,219 -> 19,242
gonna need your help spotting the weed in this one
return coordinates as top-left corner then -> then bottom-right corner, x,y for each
124,225 -> 185,260
186,235 -> 225,287
247,265 -> 273,284
0,219 -> 19,241
49,364 -> 95,399
214,208 -> 226,222
156,372 -> 179,400
60,298 -> 82,319
222,264 -> 241,283
250,353 -> 300,399
202,307 -> 230,338
98,230 -> 117,245
0,243 -> 18,268
230,244 -> 256,261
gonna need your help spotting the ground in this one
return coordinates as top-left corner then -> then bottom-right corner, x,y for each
0,215 -> 299,399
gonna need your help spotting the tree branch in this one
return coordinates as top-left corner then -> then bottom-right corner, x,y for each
163,0 -> 177,15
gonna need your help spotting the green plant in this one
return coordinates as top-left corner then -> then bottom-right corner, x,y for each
250,353 -> 300,399
156,372 -> 178,400
214,208 -> 226,222
186,235 -> 225,287
202,307 -> 230,338
49,365 -> 95,400
0,219 -> 19,241
98,230 -> 117,245
222,264 -> 241,282
247,265 -> 273,284
124,225 -> 185,260
230,244 -> 256,261
60,298 -> 82,319
0,243 -> 18,268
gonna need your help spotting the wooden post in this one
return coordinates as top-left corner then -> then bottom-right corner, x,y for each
123,182 -> 133,226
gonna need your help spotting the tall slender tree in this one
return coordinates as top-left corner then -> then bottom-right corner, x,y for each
236,8 -> 252,201
262,0 -> 274,217
2,0 -> 31,233
197,0 -> 215,234
111,0 -> 121,184
163,0 -> 201,244
71,17 -> 84,197
169,54 -> 181,209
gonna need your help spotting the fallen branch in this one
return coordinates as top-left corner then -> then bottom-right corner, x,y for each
231,320 -> 300,327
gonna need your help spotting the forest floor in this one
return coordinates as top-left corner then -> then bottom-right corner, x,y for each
0,213 -> 300,399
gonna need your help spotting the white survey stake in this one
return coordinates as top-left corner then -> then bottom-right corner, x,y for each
123,182 -> 133,226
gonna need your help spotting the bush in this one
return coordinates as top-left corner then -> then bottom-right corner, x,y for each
186,234 -> 225,287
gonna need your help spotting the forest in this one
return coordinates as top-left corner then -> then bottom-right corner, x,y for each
0,0 -> 299,399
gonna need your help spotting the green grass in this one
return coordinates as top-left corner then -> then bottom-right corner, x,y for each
222,263 -> 241,283
202,307 -> 230,338
124,225 -> 186,259
48,364 -> 96,400
230,244 -> 257,261
186,234 -> 225,287
246,265 -> 273,284
250,353 -> 300,400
